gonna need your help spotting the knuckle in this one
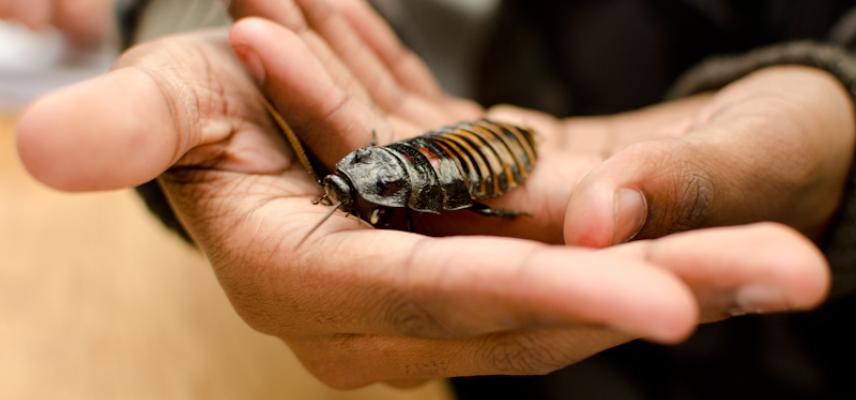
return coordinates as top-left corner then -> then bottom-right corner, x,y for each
382,238 -> 455,338
120,35 -> 243,162
662,147 -> 715,231
626,141 -> 716,233
383,293 -> 450,338
481,334 -> 565,375
672,167 -> 715,230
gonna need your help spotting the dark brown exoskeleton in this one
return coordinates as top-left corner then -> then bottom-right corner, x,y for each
261,98 -> 538,244
311,119 -> 538,239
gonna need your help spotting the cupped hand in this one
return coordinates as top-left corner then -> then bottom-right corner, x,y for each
226,0 -> 604,243
227,0 -> 855,249
14,0 -> 832,387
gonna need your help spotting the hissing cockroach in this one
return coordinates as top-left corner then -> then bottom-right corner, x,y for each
261,98 -> 538,244
308,119 -> 539,242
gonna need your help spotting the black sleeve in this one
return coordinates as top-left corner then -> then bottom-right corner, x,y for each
667,11 -> 856,298
136,180 -> 192,243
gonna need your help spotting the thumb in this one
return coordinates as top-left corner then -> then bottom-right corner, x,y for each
16,33 -> 241,191
565,66 -> 856,248
16,67 -> 180,191
564,138 -> 719,247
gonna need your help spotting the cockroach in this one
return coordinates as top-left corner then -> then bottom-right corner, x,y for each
262,97 -> 538,245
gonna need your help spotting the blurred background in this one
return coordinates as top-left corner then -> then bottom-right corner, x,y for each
0,0 -> 500,398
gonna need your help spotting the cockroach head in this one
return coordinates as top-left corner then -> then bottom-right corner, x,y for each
335,147 -> 410,208
322,175 -> 355,210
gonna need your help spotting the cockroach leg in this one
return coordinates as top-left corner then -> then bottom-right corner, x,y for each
404,209 -> 415,232
312,193 -> 330,205
369,209 -> 382,225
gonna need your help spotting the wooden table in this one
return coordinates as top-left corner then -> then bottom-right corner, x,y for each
0,115 -> 450,400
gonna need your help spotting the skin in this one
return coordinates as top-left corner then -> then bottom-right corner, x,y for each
0,0 -> 112,46
14,0 -> 854,388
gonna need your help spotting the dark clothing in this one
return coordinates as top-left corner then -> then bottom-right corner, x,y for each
453,303 -> 856,399
453,1 -> 856,399
476,0 -> 855,115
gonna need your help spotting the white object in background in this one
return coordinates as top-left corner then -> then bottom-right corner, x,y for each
0,21 -> 116,113
0,21 -> 65,70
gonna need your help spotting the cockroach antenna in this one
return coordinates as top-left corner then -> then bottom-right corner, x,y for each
296,201 -> 342,248
260,94 -> 319,183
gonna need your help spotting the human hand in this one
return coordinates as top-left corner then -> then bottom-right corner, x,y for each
220,0 -> 838,375
0,0 -> 112,45
561,66 -> 856,247
227,1 -> 855,251
14,0 -> 831,388
14,27 -> 696,385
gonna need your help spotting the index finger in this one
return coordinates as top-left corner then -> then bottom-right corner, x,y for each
16,31 -> 264,191
303,230 -> 699,343
172,179 -> 698,344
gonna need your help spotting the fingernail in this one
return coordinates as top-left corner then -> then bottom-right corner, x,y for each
233,45 -> 266,84
735,285 -> 789,313
613,188 -> 647,243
